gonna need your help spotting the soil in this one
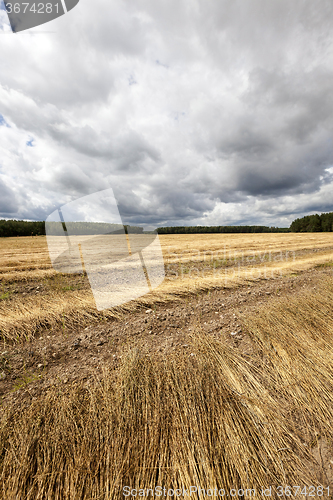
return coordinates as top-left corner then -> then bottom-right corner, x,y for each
1,264 -> 333,484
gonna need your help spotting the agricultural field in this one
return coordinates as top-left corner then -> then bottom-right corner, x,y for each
1,233 -> 333,498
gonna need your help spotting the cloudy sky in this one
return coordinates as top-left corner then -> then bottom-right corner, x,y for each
0,0 -> 333,228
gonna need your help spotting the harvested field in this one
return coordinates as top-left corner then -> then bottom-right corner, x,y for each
1,233 -> 333,341
0,234 -> 333,498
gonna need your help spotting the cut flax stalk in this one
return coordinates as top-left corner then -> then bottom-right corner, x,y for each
0,334 -> 316,498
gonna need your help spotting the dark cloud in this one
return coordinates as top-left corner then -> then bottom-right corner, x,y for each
0,0 -> 333,226
0,177 -> 18,215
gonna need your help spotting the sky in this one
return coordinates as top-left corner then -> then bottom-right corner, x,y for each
0,0 -> 333,228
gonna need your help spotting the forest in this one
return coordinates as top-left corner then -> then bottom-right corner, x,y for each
1,212 -> 333,236
0,220 -> 145,237
289,212 -> 333,232
157,225 -> 290,234
0,219 -> 45,237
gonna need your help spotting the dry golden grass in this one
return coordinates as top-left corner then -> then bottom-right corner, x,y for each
1,236 -> 333,497
1,234 -> 333,342
162,232 -> 333,263
0,336 -> 316,498
1,233 -> 333,281
3,277 -> 333,497
0,236 -> 52,277
242,277 -> 333,436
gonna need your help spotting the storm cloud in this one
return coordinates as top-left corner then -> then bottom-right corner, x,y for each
0,0 -> 333,227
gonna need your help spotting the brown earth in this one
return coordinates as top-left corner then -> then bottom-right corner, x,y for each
0,265 -> 327,402
1,264 -> 333,488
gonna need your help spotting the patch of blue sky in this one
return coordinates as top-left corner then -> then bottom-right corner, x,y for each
0,114 -> 10,127
26,138 -> 35,147
0,2 -> 12,33
0,17 -> 11,34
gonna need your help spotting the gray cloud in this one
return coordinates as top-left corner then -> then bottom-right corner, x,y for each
0,177 -> 18,215
0,0 -> 333,226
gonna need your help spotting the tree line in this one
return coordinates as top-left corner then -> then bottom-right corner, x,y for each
0,220 -> 144,237
289,212 -> 333,232
0,220 -> 45,237
45,222 -> 144,236
1,212 -> 333,237
157,225 -> 290,234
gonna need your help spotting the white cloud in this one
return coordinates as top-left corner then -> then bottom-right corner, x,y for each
0,0 -> 333,226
